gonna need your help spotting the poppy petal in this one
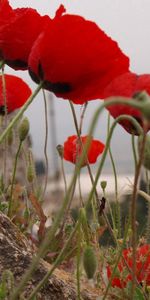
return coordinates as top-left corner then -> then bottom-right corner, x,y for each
0,74 -> 32,113
28,10 -> 129,104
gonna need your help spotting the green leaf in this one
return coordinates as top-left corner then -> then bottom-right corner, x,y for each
134,287 -> 145,300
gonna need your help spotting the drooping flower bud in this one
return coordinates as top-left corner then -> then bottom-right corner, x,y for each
27,164 -> 35,183
56,144 -> 64,158
83,246 -> 97,279
100,181 -> 107,192
18,117 -> 30,142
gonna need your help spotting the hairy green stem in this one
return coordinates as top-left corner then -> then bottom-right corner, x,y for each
59,171 -> 77,233
78,170 -> 84,207
27,221 -> 80,300
107,113 -> 121,238
8,141 -> 22,217
131,134 -> 137,170
86,114 -> 143,210
107,113 -> 118,200
145,170 -> 150,242
41,89 -> 49,200
69,101 -> 144,248
130,129 -> 147,299
0,82 -> 43,145
102,220 -> 130,300
77,225 -> 82,300
61,157 -> 67,194
69,101 -> 99,232
79,102 -> 88,135
1,66 -> 8,185
11,99 -> 144,299
11,165 -> 80,300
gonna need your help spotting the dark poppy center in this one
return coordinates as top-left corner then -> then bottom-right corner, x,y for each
0,105 -> 6,116
29,67 -> 72,94
6,59 -> 27,70
44,80 -> 72,94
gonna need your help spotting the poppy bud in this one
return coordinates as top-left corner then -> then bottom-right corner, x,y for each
138,134 -> 150,170
56,144 -> 64,158
18,117 -> 30,142
83,246 -> 97,279
27,164 -> 35,183
27,150 -> 35,183
100,181 -> 107,191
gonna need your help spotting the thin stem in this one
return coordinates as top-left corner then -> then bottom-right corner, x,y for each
1,65 -> 8,185
11,166 -> 79,300
41,89 -> 49,200
8,141 -> 22,217
145,170 -> 150,194
86,114 -> 143,210
76,225 -> 82,300
107,113 -> 120,238
61,158 -> 67,194
79,102 -> 88,135
60,172 -> 77,232
130,127 -> 147,299
27,221 -> 80,300
107,113 -> 118,200
11,101 -> 144,299
131,134 -> 137,170
137,189 -> 150,202
78,170 -> 84,207
102,220 -> 130,300
145,170 -> 150,242
69,102 -> 143,246
49,93 -> 59,178
69,101 -> 100,231
69,101 -> 80,136
0,82 -> 43,145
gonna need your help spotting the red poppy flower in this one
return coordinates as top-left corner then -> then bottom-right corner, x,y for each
0,0 -> 51,70
103,72 -> 150,134
0,74 -> 32,114
28,5 -> 129,104
63,135 -> 105,166
0,0 -> 14,27
107,244 -> 150,288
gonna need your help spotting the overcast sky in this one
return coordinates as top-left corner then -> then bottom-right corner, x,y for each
7,0 -> 150,175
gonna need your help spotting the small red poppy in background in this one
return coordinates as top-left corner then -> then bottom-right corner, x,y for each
63,135 -> 105,166
28,5 -> 129,104
107,244 -> 150,288
0,74 -> 31,114
0,0 -> 51,70
103,72 -> 150,134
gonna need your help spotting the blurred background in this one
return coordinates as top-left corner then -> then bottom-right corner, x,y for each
6,0 -> 150,187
